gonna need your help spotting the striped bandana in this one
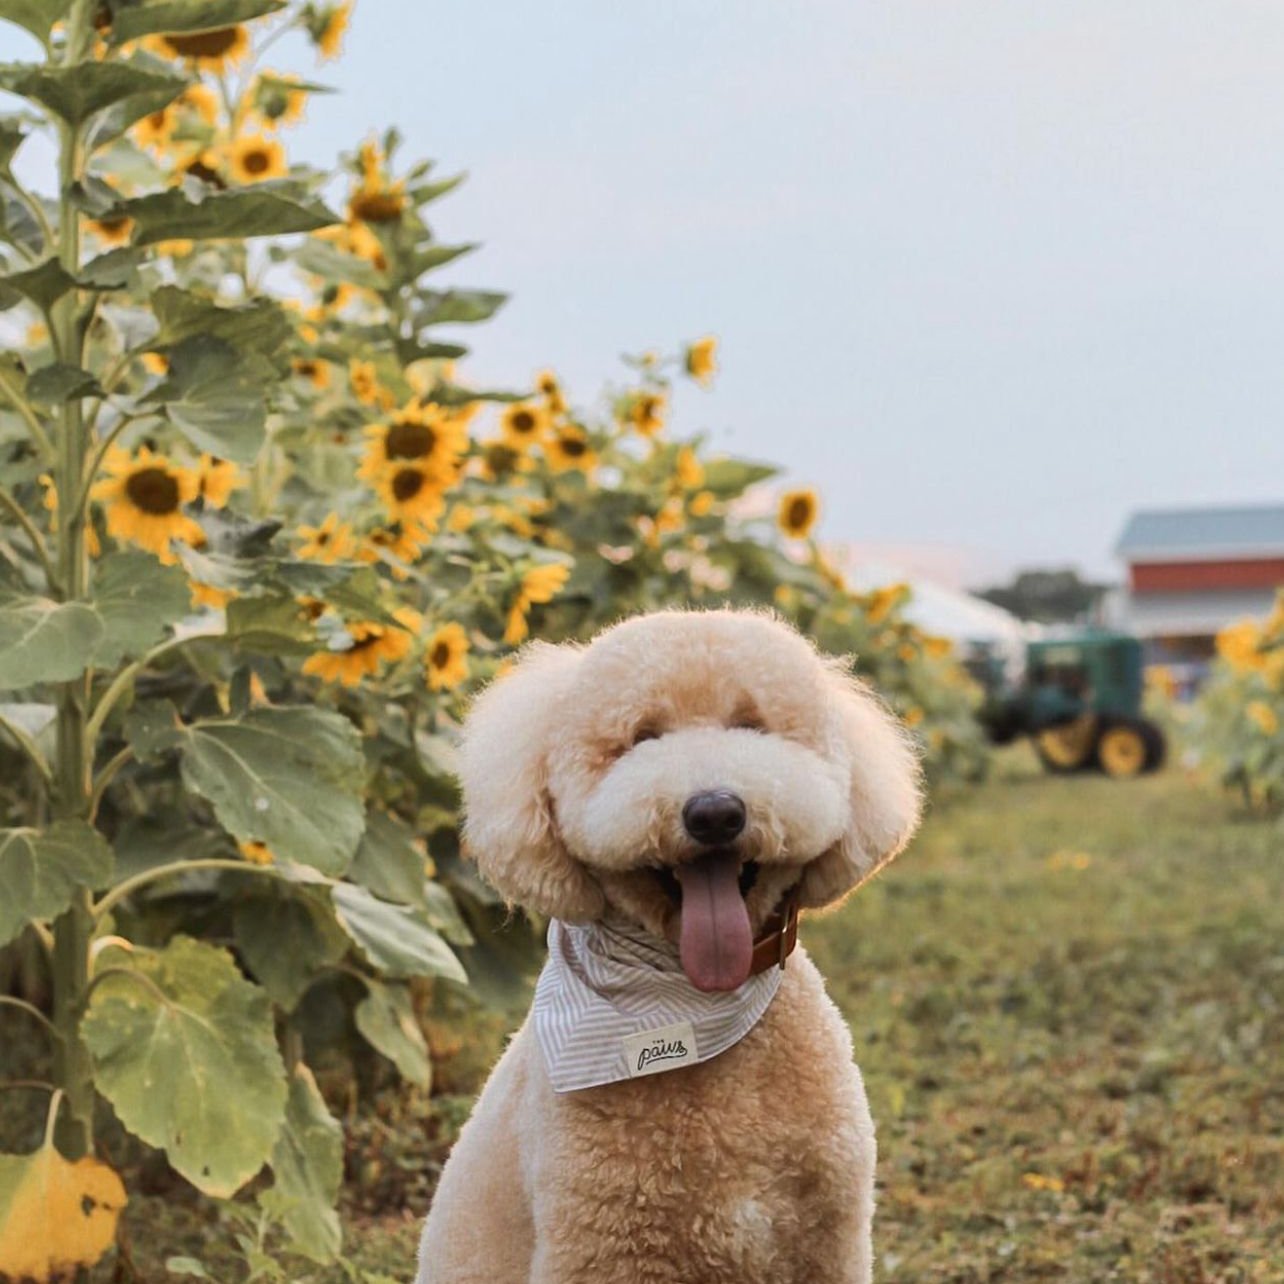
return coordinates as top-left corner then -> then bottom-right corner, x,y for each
533,915 -> 784,1093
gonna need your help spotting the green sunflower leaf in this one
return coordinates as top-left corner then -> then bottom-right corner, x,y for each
0,821 -> 114,946
225,594 -> 315,656
142,335 -> 267,463
178,706 -> 365,876
81,936 -> 288,1198
0,596 -> 103,688
259,1063 -> 343,1262
110,0 -> 287,44
0,257 -> 77,312
123,180 -> 338,246
349,808 -> 430,909
0,60 -> 189,126
331,882 -> 467,984
0,1 -> 71,44
78,246 -> 144,290
89,550 -> 192,668
404,242 -> 477,281
24,362 -> 102,404
353,977 -> 431,1088
150,284 -> 292,356
699,456 -> 780,498
232,887 -> 348,1010
412,289 -> 507,327
287,236 -> 384,289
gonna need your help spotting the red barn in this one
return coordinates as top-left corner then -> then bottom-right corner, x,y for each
1115,503 -> 1284,660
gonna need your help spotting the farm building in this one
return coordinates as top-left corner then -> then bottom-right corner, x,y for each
1114,503 -> 1284,665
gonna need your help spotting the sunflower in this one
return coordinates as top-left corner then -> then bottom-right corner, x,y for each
500,401 -> 548,450
316,2 -> 351,60
359,400 -> 469,484
152,239 -> 194,259
89,446 -> 202,564
349,181 -> 406,225
503,563 -> 571,646
425,622 -> 470,692
323,218 -> 388,271
181,83 -> 221,126
445,503 -> 476,533
253,72 -> 308,130
689,489 -> 716,517
673,446 -> 704,490
1216,620 -> 1263,673
475,441 -> 530,483
196,455 -> 245,508
238,839 -> 276,865
1246,700 -> 1280,736
84,214 -> 133,246
228,133 -> 288,184
628,391 -> 666,437
146,25 -> 249,70
865,583 -> 909,626
297,512 -> 355,563
535,368 -> 567,414
777,488 -> 819,539
292,356 -> 331,390
685,335 -> 718,386
544,425 -> 596,473
371,461 -> 448,529
133,103 -> 176,151
302,607 -> 420,688
358,522 -> 429,578
40,474 -> 101,557
191,580 -> 235,610
141,351 -> 169,376
183,151 -> 226,187
349,358 -> 382,406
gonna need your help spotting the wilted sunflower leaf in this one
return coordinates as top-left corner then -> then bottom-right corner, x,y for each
0,595 -> 103,687
179,705 -> 365,875
0,821 -> 114,946
123,180 -> 337,245
0,59 -> 189,126
82,936 -> 287,1198
89,550 -> 192,668
0,1140 -> 127,1282
332,882 -> 467,983
110,0 -> 287,44
354,977 -> 432,1087
259,1063 -> 343,1262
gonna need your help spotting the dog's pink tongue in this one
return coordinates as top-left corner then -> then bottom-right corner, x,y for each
675,850 -> 752,993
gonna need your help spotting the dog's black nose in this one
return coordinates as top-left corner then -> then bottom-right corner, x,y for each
682,790 -> 747,846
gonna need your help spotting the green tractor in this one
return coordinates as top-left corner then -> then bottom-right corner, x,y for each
977,631 -> 1165,779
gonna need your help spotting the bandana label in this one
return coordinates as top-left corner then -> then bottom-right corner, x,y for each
623,1021 -> 698,1078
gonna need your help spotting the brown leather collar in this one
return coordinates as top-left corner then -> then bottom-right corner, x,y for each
747,885 -> 800,977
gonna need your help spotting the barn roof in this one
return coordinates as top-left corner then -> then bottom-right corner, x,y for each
1116,503 -> 1284,561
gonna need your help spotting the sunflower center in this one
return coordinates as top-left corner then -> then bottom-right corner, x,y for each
786,497 -> 813,530
242,148 -> 272,175
350,189 -> 405,224
510,410 -> 536,436
559,436 -> 587,458
430,641 -> 452,669
485,444 -> 518,475
386,421 -> 436,460
392,468 -> 426,501
125,467 -> 181,515
164,27 -> 241,58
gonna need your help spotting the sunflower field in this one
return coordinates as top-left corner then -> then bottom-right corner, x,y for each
0,2 -> 985,1276
1193,592 -> 1284,815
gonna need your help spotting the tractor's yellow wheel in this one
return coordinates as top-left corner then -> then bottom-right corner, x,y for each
1034,715 -> 1098,772
1097,723 -> 1148,779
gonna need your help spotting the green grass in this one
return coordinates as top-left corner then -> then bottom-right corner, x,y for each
14,752 -> 1282,1281
805,749 -> 1284,1282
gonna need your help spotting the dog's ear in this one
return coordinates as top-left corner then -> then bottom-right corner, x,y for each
458,641 -> 604,922
798,664 -> 923,909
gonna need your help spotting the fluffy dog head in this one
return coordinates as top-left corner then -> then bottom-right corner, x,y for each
459,609 -> 922,989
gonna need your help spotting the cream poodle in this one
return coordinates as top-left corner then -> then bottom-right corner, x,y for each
416,608 -> 922,1284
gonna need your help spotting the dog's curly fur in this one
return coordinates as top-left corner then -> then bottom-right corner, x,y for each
416,609 -> 922,1284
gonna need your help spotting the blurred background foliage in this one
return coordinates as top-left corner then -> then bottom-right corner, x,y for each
0,1 -> 987,1274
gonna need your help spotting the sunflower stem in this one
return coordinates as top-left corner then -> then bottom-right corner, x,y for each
0,708 -> 55,787
48,0 -> 99,1165
85,631 -> 205,745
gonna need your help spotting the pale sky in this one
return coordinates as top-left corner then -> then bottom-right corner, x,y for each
9,2 -> 1284,585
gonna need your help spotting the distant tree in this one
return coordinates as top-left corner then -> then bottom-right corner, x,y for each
976,568 -> 1110,624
